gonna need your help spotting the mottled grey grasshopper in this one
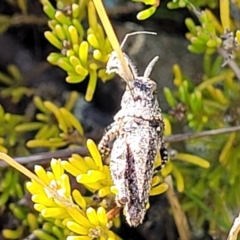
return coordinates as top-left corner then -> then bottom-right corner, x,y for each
98,32 -> 168,227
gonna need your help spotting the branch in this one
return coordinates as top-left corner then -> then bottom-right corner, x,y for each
165,125 -> 240,143
11,14 -> 47,26
165,176 -> 192,240
227,213 -> 240,240
0,147 -> 88,168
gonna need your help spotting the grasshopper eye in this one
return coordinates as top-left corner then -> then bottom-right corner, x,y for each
134,81 -> 141,89
149,80 -> 157,93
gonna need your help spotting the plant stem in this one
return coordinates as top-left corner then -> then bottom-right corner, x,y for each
92,0 -> 133,82
11,14 -> 47,26
165,176 -> 191,240
165,125 -> 240,142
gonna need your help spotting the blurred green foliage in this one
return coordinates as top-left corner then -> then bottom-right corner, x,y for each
0,105 -> 29,156
167,0 -> 218,9
0,65 -> 35,103
162,0 -> 240,235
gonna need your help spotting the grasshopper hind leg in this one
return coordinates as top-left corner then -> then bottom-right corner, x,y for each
98,122 -> 120,159
159,142 -> 168,170
154,142 -> 168,173
150,118 -> 169,171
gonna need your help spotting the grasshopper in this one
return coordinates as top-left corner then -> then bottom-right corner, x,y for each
98,32 -> 168,226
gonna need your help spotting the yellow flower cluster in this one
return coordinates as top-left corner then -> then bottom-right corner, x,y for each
62,139 -> 114,198
26,157 -> 118,240
41,0 -> 113,101
27,139 -> 167,237
0,136 -> 170,239
63,139 -> 169,198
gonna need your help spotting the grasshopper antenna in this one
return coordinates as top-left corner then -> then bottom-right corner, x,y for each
120,31 -> 157,49
120,31 -> 157,96
143,56 -> 159,78
108,31 -> 158,97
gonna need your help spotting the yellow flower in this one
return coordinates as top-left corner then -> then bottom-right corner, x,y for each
26,157 -> 116,239
62,139 -> 114,198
